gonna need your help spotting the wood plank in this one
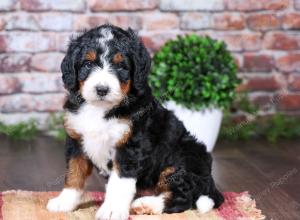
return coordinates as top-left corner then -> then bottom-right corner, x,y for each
212,157 -> 300,220
234,141 -> 300,204
0,135 -> 105,191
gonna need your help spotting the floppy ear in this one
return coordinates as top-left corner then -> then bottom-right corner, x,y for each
128,28 -> 151,96
61,45 -> 78,92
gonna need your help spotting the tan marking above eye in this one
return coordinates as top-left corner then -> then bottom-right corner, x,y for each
120,80 -> 131,95
113,52 -> 124,64
85,51 -> 96,61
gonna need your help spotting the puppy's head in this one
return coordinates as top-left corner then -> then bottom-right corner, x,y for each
62,25 -> 151,107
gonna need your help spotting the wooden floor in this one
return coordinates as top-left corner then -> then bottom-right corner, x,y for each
0,135 -> 299,219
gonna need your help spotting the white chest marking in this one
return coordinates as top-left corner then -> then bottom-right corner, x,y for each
66,104 -> 131,176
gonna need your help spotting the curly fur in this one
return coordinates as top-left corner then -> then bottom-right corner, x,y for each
51,24 -> 224,217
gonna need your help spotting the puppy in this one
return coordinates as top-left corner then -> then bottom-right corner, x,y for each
47,24 -> 224,220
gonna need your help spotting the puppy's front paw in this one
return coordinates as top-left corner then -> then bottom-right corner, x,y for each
47,188 -> 82,212
96,202 -> 129,220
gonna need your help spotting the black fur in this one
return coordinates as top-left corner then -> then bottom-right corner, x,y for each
62,24 -> 224,213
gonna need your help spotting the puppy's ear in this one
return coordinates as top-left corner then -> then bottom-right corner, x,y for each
128,28 -> 151,96
61,44 -> 78,92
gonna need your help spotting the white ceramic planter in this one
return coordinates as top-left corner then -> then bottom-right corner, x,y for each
165,101 -> 223,152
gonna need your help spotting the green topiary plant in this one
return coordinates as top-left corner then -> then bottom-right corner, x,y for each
150,34 -> 239,110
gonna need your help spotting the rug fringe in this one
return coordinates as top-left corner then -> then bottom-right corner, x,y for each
236,192 -> 266,220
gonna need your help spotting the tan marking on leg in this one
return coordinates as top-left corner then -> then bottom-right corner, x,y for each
65,155 -> 93,190
155,167 -> 176,193
64,116 -> 81,140
116,130 -> 132,147
154,167 -> 175,203
112,160 -> 120,176
116,118 -> 132,147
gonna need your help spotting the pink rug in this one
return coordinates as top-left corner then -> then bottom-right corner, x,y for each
0,191 -> 265,220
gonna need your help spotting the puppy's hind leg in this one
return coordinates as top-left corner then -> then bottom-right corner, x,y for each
130,194 -> 167,215
158,167 -> 194,214
196,178 -> 224,214
208,179 -> 224,209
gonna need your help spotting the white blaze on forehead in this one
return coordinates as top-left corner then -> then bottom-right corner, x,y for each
99,28 -> 113,45
99,28 -> 113,61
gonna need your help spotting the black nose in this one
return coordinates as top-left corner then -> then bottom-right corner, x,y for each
96,86 -> 109,97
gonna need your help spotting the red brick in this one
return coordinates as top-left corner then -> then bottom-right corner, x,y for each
214,33 -> 262,52
0,73 -> 64,94
160,0 -> 225,11
0,54 -> 31,72
142,13 -> 179,30
226,0 -> 289,11
0,17 -> 6,31
232,53 -> 243,70
247,14 -> 279,31
3,33 -> 56,52
5,14 -> 39,31
213,13 -> 245,30
52,0 -> 85,11
73,15 -> 108,31
250,94 -> 273,110
31,53 -> 64,72
244,76 -> 281,91
281,13 -> 300,30
0,35 -> 8,52
18,73 -> 64,93
240,34 -> 262,51
264,33 -> 300,50
295,0 -> 300,10
20,0 -> 50,11
110,15 -> 142,30
243,54 -> 274,72
181,13 -> 211,30
0,94 -> 64,113
73,15 -> 141,31
276,54 -> 300,72
140,32 -> 178,53
276,94 -> 300,111
20,0 -> 85,12
57,33 -> 71,52
0,75 -> 21,94
37,13 -> 73,31
288,74 -> 300,91
89,0 -> 157,11
0,0 -> 17,11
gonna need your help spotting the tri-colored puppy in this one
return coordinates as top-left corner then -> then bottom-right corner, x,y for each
47,24 -> 224,220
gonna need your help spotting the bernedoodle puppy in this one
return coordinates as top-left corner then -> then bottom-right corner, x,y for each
47,24 -> 224,220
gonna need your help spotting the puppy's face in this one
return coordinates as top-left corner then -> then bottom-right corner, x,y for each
62,25 -> 151,107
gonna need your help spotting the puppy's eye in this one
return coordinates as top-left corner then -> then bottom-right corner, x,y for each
118,64 -> 129,71
83,61 -> 92,69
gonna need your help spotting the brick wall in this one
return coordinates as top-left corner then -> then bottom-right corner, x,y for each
1,0 -> 300,126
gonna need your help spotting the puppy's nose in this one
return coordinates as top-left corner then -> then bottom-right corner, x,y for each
96,86 -> 109,97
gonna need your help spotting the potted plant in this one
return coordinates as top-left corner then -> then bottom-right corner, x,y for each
149,34 -> 239,152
